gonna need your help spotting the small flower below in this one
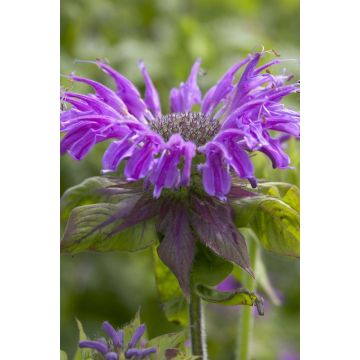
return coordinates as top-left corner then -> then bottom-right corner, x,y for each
79,321 -> 156,360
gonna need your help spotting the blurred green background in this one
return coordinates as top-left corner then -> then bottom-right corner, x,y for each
60,0 -> 299,359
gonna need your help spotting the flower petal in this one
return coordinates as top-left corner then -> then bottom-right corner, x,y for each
70,74 -> 128,115
198,142 -> 232,200
124,134 -> 163,180
149,134 -> 185,197
79,340 -> 108,354
96,61 -> 147,120
128,324 -> 146,348
102,136 -> 137,172
170,59 -> 202,112
259,132 -> 290,168
138,60 -> 162,117
202,56 -> 251,116
105,352 -> 118,360
102,321 -> 122,349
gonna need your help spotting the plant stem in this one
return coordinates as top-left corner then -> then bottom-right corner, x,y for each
189,287 -> 207,359
236,240 -> 258,360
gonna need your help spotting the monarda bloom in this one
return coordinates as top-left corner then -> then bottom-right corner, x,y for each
61,52 -> 299,293
79,321 -> 156,360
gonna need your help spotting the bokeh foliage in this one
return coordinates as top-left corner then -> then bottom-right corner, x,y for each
61,0 -> 299,359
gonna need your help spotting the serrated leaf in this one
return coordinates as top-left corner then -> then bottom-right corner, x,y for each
256,182 -> 300,212
233,196 -> 300,257
153,248 -> 188,325
282,186 -> 300,212
157,202 -> 196,294
251,198 -> 300,257
195,284 -> 264,315
61,202 -> 159,254
148,332 -> 185,359
190,195 -> 252,277
61,176 -> 131,223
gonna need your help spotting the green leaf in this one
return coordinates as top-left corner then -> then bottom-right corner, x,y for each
233,196 -> 300,257
162,297 -> 189,326
73,319 -> 92,360
256,182 -> 300,212
61,176 -> 124,224
147,331 -> 185,359
250,198 -> 300,257
191,244 -> 233,287
60,350 -> 68,360
61,202 -> 159,254
153,248 -> 188,325
123,310 -> 142,347
195,284 -> 264,315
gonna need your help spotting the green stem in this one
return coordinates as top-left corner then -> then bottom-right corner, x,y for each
236,240 -> 258,360
189,287 -> 207,359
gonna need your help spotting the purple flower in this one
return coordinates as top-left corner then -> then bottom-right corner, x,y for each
216,275 -> 242,292
79,321 -> 156,360
61,53 -> 299,200
61,52 -> 299,294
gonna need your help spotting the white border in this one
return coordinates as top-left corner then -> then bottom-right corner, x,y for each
1,0 -> 360,358
301,0 -> 360,358
0,0 -> 59,358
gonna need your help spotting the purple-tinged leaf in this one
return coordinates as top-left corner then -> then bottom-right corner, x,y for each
190,195 -> 253,277
157,203 -> 196,294
61,199 -> 158,254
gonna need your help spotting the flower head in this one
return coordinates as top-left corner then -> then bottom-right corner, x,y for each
79,321 -> 156,360
61,53 -> 299,200
61,52 -> 300,294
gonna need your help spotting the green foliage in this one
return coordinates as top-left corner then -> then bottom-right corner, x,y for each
73,319 -> 92,360
61,203 -> 158,254
233,184 -> 300,258
257,182 -> 300,212
153,248 -> 188,326
122,310 -> 142,346
147,331 -> 185,359
195,284 -> 264,315
191,244 -> 233,287
60,0 -> 300,358
61,176 -> 119,224
153,242 -> 234,326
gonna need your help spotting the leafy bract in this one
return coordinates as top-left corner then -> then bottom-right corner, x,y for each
73,319 -> 92,360
233,188 -> 300,257
157,201 -> 196,294
256,182 -> 300,212
147,332 -> 185,359
123,310 -> 141,347
61,202 -> 158,254
153,248 -> 188,325
190,195 -> 253,277
196,284 -> 264,315
61,176 -> 142,223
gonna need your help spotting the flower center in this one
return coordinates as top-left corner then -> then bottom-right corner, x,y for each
150,112 -> 220,146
